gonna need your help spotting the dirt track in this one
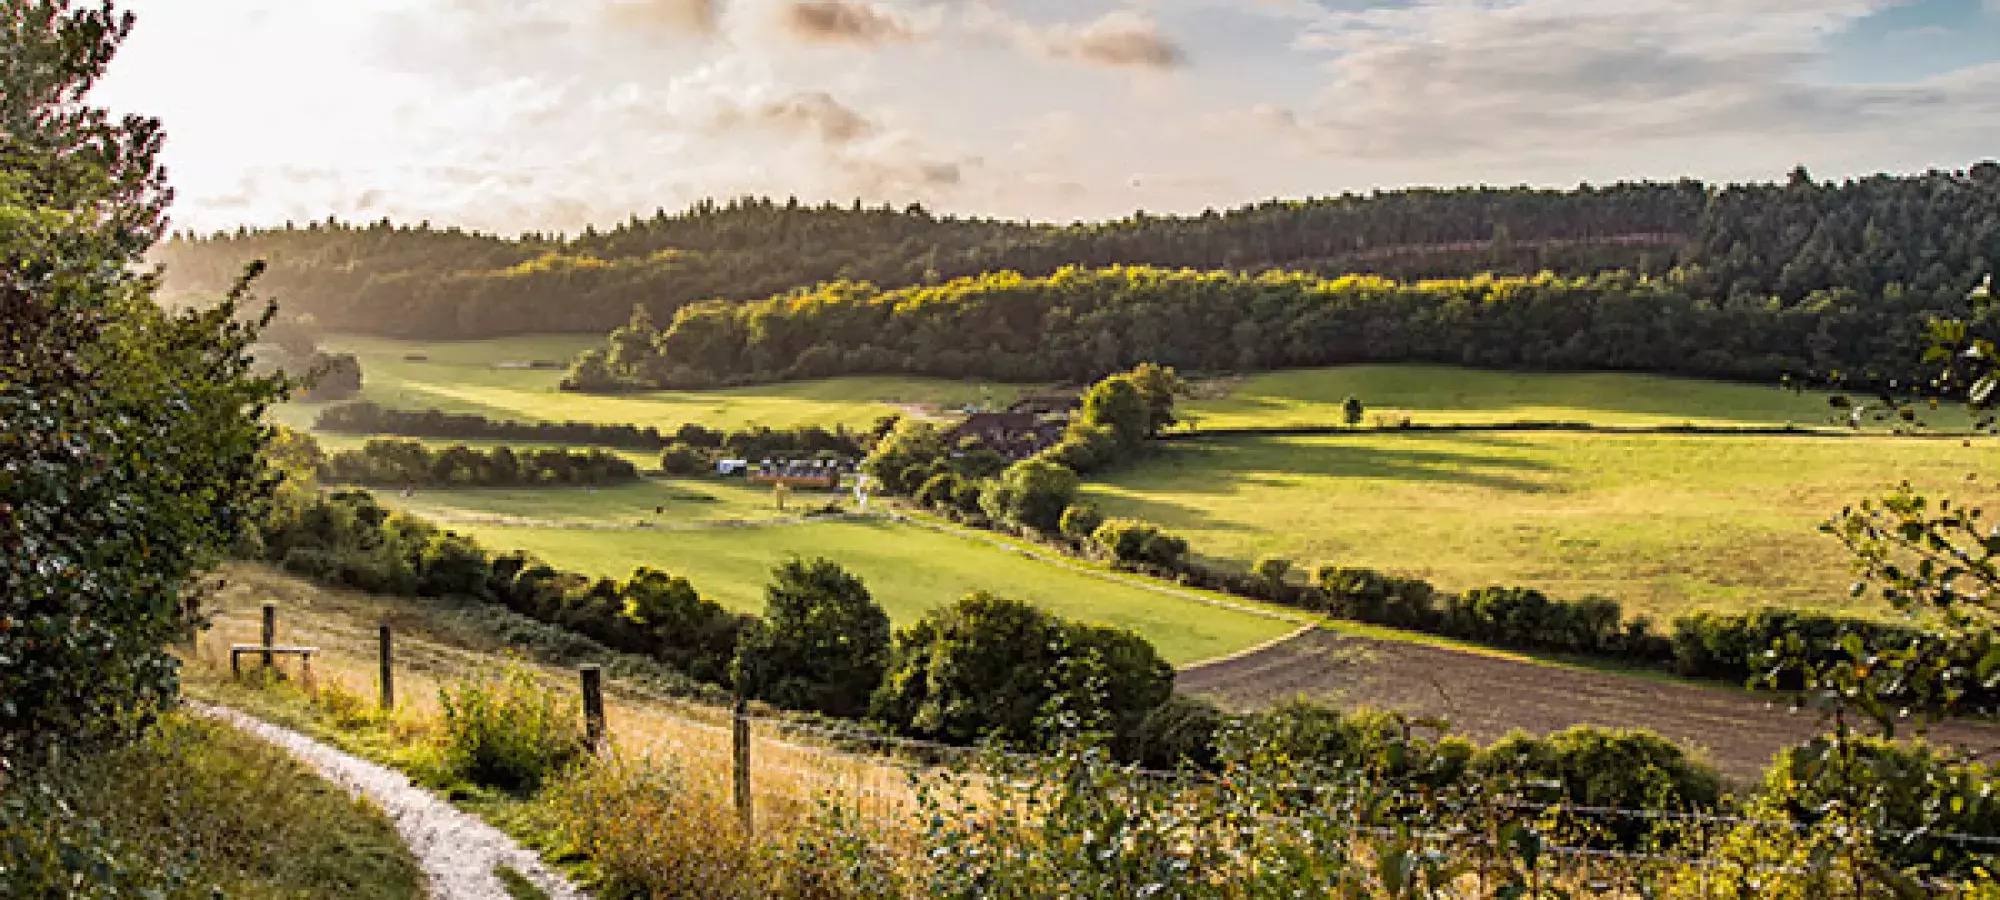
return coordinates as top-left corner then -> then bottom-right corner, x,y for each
1178,628 -> 2000,781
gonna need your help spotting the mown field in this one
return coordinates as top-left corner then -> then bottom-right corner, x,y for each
1084,429 -> 1999,621
421,509 -> 1294,666
1181,364 -> 1973,431
272,333 -> 1032,434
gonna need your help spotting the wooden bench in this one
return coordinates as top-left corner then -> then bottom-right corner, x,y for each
230,643 -> 319,676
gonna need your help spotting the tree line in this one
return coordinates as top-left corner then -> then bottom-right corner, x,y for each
151,164 -> 1998,344
318,438 -> 639,488
314,400 -> 871,465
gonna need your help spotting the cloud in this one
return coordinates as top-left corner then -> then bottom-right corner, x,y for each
714,90 -> 880,143
1260,0 -> 1994,162
780,0 -> 917,46
972,8 -> 1186,71
602,0 -> 721,37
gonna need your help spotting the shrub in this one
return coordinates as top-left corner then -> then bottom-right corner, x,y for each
916,472 -> 960,509
1252,555 -> 1293,590
1059,503 -> 1106,543
437,666 -> 588,792
1091,518 -> 1190,569
1759,736 -> 2000,874
660,444 -> 707,475
982,459 -> 1080,533
1474,726 -> 1724,845
1127,693 -> 1229,770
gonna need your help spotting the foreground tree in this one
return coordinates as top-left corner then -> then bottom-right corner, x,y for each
1,1 -> 284,763
735,558 -> 891,718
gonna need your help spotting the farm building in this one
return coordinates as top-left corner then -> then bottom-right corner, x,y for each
1007,391 -> 1082,416
747,459 -> 845,490
947,412 -> 1067,460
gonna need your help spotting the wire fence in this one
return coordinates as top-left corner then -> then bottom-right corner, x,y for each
219,601 -> 2000,888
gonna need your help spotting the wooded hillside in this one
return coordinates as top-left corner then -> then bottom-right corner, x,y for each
154,164 -> 1999,345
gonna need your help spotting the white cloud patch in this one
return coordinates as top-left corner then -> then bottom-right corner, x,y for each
969,7 -> 1187,71
1248,0 -> 2000,169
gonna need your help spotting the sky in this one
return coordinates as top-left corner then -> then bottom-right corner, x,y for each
92,0 -> 2000,235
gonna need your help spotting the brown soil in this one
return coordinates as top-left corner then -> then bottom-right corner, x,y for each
1178,628 -> 2000,782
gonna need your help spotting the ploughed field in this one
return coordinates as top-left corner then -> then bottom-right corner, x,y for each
272,333 -> 1033,434
1179,628 -> 2000,781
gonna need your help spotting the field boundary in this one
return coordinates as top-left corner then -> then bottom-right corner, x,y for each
1175,624 -> 1318,678
1159,421 -> 1978,441
885,510 -> 1315,650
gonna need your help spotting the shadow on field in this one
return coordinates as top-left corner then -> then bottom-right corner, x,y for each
1126,434 -> 1559,496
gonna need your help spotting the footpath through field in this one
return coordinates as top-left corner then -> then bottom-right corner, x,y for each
190,700 -> 585,900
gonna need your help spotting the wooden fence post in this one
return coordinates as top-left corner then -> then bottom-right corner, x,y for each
580,665 -> 606,751
377,624 -> 395,710
733,690 -> 753,833
261,603 -> 276,669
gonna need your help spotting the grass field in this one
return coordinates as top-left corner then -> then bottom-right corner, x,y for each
1182,364 -> 1972,431
437,514 -> 1292,665
1083,430 -> 2000,621
273,334 -> 1034,434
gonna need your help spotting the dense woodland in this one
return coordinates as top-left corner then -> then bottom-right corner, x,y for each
570,266 -> 1979,389
153,166 -> 1999,353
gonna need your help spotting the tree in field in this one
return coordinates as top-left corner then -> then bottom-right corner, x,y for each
1127,362 -> 1185,437
1343,395 -> 1366,428
869,592 -> 1172,748
1078,373 -> 1151,452
734,558 -> 891,718
1,0 -> 286,763
980,458 -> 1080,534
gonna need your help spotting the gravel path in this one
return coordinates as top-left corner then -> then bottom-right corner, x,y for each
190,701 -> 586,900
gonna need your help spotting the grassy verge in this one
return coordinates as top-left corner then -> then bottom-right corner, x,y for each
0,708 -> 424,899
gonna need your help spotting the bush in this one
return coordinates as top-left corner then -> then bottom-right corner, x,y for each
1253,555 -> 1293,584
1091,518 -> 1190,569
1758,736 -> 2000,874
1059,503 -> 1105,543
437,666 -> 588,792
660,444 -> 707,475
981,459 -> 1080,533
1474,726 -> 1723,845
915,472 -> 960,509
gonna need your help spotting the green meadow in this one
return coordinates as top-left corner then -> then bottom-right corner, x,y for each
273,334 -> 1034,434
437,513 -> 1293,666
1082,429 -> 2000,622
1182,364 -> 1970,431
